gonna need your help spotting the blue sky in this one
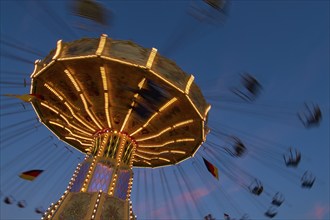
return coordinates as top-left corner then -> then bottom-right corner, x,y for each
1,1 -> 329,219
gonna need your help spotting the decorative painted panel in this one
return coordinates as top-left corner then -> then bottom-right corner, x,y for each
114,169 -> 131,200
88,163 -> 113,192
58,193 -> 93,220
70,162 -> 90,192
100,196 -> 127,220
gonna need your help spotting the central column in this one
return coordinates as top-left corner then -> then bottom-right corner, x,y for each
44,129 -> 137,220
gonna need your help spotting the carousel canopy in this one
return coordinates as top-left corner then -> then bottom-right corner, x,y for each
30,34 -> 210,168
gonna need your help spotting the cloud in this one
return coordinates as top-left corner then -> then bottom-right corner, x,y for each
307,202 -> 330,219
181,185 -> 216,204
227,185 -> 242,194
151,186 -> 214,217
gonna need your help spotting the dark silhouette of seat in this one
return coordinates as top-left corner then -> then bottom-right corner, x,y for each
249,179 -> 263,196
298,103 -> 322,128
271,192 -> 284,206
4,195 -> 15,205
232,73 -> 262,102
225,136 -> 247,158
71,0 -> 109,25
204,0 -> 228,12
17,200 -> 26,208
301,171 -> 316,188
265,208 -> 277,218
35,206 -> 45,214
283,148 -> 301,167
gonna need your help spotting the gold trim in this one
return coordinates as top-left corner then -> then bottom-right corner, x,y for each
120,78 -> 146,132
185,75 -> 194,94
185,94 -> 203,119
136,119 -> 194,142
130,97 -> 178,136
30,60 -> 41,79
96,34 -> 108,55
139,138 -> 195,148
52,40 -> 62,60
146,48 -> 157,69
204,104 -> 211,121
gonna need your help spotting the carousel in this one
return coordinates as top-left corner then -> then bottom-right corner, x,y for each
27,34 -> 210,219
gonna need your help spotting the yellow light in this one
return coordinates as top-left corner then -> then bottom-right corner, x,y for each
135,127 -> 171,141
144,112 -> 158,126
65,69 -> 81,92
52,40 -> 62,60
120,108 -> 133,132
64,102 -> 95,131
159,97 -> 177,112
44,83 -> 63,101
49,121 -> 64,128
146,48 -> 157,69
139,140 -> 174,148
30,77 -> 34,94
57,55 -> 97,61
136,149 -> 159,155
202,121 -> 205,141
136,149 -> 186,155
65,137 -> 92,146
176,138 -> 195,142
50,121 -> 93,141
139,138 -> 194,148
204,104 -> 211,120
148,69 -> 184,93
138,78 -> 146,89
96,34 -> 107,55
186,94 -> 203,119
130,97 -> 177,136
173,119 -> 194,128
121,77 -> 146,132
104,94 -> 112,129
134,153 -> 151,161
170,150 -> 186,154
157,157 -> 171,162
185,75 -> 194,94
59,114 -> 91,136
100,66 -> 108,90
70,133 -> 93,141
41,102 -> 59,114
32,60 -> 55,78
79,94 -> 103,129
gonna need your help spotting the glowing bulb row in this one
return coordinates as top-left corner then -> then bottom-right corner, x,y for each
41,161 -> 83,219
91,190 -> 103,220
